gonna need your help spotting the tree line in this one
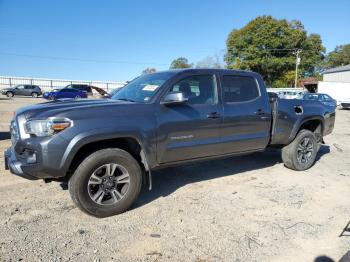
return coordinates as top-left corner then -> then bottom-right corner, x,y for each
142,16 -> 350,87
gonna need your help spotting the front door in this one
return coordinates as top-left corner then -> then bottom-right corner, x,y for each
218,74 -> 271,154
14,85 -> 25,95
157,74 -> 223,163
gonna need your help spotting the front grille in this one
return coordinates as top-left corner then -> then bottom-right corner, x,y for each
10,120 -> 19,144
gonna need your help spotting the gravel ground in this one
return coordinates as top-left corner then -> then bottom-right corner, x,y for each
0,97 -> 349,261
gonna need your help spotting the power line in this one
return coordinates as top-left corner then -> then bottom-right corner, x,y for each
0,51 -> 170,66
0,48 -> 321,66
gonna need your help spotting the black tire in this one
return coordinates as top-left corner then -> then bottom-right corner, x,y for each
31,92 -> 38,98
75,95 -> 81,99
48,96 -> 55,101
6,91 -> 14,97
68,148 -> 142,218
282,129 -> 318,171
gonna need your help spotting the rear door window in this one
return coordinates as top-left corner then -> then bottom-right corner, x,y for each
222,75 -> 260,103
322,94 -> 332,102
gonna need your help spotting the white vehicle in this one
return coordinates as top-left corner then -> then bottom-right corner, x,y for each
338,98 -> 350,109
318,81 -> 350,107
267,88 -> 308,99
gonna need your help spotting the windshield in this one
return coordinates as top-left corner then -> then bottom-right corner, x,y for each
112,72 -> 175,103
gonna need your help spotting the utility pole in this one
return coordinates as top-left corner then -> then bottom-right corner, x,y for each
294,49 -> 301,88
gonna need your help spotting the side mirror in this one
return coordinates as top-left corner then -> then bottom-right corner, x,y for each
161,92 -> 188,105
268,92 -> 278,103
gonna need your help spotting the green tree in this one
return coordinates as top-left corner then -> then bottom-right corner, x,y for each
142,67 -> 156,74
325,44 -> 350,68
274,70 -> 297,88
170,57 -> 193,69
225,16 -> 325,86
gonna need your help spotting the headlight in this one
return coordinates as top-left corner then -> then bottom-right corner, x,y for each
10,120 -> 19,142
25,118 -> 72,137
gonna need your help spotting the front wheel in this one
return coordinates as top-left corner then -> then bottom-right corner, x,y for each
282,129 -> 318,171
31,92 -> 38,98
6,91 -> 14,98
68,148 -> 142,217
75,95 -> 81,99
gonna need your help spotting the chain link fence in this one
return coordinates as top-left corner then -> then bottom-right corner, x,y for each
0,76 -> 125,92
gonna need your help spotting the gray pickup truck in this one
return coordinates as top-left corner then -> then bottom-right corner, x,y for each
5,69 -> 335,217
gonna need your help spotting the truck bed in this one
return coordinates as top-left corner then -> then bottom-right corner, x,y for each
270,98 -> 336,145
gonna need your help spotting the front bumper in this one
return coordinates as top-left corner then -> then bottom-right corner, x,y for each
4,129 -> 71,180
4,148 -> 38,180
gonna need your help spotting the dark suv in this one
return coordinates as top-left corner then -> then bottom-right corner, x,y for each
65,84 -> 93,96
1,85 -> 42,98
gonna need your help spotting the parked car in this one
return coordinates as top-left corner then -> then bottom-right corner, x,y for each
302,93 -> 337,109
1,85 -> 42,98
277,90 -> 308,99
65,84 -> 93,96
340,101 -> 350,109
5,69 -> 335,217
43,88 -> 87,100
338,96 -> 350,109
65,84 -> 112,98
104,88 -> 120,98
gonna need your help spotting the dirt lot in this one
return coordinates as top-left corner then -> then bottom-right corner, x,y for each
0,97 -> 349,261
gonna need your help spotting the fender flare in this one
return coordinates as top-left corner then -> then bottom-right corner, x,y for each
289,116 -> 325,143
60,128 -> 153,190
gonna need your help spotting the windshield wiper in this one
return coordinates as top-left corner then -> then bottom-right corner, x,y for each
116,98 -> 136,102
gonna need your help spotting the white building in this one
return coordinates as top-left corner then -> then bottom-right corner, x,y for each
318,64 -> 350,104
323,64 -> 350,82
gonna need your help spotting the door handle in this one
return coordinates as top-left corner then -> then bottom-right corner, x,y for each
207,112 -> 220,119
255,109 -> 265,115
255,109 -> 270,119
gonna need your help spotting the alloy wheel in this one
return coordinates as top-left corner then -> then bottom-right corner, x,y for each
87,163 -> 130,205
297,137 -> 314,164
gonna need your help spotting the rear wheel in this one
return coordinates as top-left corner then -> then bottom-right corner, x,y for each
6,91 -> 14,98
282,129 -> 318,171
75,95 -> 81,99
68,148 -> 142,217
31,92 -> 38,98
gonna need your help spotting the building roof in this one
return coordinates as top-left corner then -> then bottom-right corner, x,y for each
299,77 -> 318,85
323,64 -> 350,74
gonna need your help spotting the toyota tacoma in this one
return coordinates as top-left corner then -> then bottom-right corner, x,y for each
4,69 -> 336,217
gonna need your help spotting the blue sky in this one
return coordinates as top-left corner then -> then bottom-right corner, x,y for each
0,0 -> 349,81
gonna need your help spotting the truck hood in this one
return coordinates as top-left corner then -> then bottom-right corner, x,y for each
16,99 -> 137,119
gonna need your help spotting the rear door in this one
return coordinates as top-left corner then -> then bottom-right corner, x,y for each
218,73 -> 271,154
156,73 -> 223,163
68,89 -> 79,98
24,85 -> 34,96
321,94 -> 337,108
